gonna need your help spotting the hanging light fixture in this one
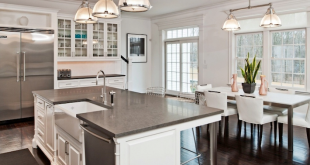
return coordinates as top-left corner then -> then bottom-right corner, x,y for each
74,0 -> 98,24
222,0 -> 281,31
260,6 -> 282,28
93,0 -> 119,18
222,13 -> 241,31
118,0 -> 152,12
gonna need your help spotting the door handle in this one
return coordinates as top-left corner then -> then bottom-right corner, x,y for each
16,52 -> 20,82
65,141 -> 69,155
23,52 -> 26,81
80,124 -> 111,143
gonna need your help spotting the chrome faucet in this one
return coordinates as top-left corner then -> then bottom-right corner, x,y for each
96,70 -> 107,104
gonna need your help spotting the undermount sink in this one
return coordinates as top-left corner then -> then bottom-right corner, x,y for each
55,101 -> 107,142
56,101 -> 107,117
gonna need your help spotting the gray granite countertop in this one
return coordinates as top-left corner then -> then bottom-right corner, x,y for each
58,74 -> 125,80
33,87 -> 223,138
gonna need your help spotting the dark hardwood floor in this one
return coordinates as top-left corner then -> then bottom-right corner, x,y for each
0,115 -> 309,165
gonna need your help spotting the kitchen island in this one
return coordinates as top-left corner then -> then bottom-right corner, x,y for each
32,86 -> 222,165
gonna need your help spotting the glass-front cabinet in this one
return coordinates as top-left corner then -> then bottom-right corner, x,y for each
57,17 -> 121,61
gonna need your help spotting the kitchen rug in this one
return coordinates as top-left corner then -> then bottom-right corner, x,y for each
0,149 -> 39,165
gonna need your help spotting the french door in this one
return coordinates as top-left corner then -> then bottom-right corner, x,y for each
165,40 -> 198,94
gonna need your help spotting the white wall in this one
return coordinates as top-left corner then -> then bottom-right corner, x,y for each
121,17 -> 152,93
150,0 -> 310,89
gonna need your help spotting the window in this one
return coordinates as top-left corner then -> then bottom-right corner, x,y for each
166,41 -> 198,93
235,33 -> 263,83
166,27 -> 199,39
271,30 -> 306,88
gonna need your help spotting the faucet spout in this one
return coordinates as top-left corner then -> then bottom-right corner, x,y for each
96,70 -> 107,104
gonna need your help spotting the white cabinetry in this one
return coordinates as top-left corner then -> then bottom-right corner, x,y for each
57,16 -> 121,61
33,96 -> 55,163
57,131 -> 82,165
57,77 -> 126,89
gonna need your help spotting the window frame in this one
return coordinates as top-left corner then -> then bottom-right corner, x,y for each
269,29 -> 307,90
230,28 -> 308,91
165,39 -> 199,95
234,32 -> 264,84
166,26 -> 199,40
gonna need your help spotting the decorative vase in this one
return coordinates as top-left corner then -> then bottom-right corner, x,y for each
259,75 -> 268,95
242,83 -> 256,94
231,74 -> 239,92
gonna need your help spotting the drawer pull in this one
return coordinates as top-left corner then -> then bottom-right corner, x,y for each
66,83 -> 72,85
38,132 -> 42,137
38,116 -> 43,120
114,80 -> 119,81
38,102 -> 42,104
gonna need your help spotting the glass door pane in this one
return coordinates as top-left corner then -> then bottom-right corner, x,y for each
166,42 -> 180,92
107,23 -> 118,57
93,22 -> 104,57
58,19 -> 71,57
74,23 -> 87,57
181,41 -> 198,93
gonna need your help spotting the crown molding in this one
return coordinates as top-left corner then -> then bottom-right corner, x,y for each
43,0 -> 95,6
121,15 -> 151,21
151,0 -> 310,21
0,2 -> 59,13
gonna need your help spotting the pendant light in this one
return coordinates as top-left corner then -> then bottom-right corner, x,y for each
93,0 -> 119,18
222,13 -> 241,31
260,6 -> 282,28
118,0 -> 152,12
74,0 -> 98,24
222,0 -> 282,31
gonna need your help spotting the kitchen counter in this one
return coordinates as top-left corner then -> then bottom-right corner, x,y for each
32,86 -> 223,138
57,74 -> 125,80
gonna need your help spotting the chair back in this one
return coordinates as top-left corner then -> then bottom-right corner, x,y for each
205,91 -> 227,112
146,87 -> 165,97
235,95 -> 264,124
197,84 -> 212,91
269,87 -> 295,94
178,92 -> 195,100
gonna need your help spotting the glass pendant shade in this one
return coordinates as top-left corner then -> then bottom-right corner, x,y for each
93,0 -> 119,18
118,0 -> 151,12
74,1 -> 98,24
260,7 -> 282,28
222,13 -> 241,31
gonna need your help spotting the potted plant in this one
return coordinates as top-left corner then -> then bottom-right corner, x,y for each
240,53 -> 261,94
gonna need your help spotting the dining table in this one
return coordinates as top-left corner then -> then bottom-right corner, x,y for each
195,87 -> 310,152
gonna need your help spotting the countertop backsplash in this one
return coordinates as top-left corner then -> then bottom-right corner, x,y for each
57,61 -> 122,76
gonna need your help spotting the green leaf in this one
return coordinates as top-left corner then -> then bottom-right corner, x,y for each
240,52 -> 262,84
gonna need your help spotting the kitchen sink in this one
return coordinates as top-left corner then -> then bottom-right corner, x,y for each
55,101 -> 107,142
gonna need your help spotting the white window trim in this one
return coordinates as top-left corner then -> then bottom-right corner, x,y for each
229,28 -> 310,92
165,39 -> 199,95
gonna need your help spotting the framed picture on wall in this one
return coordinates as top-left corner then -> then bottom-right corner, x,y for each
127,33 -> 147,63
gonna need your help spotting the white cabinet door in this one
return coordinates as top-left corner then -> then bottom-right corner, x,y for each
57,135 -> 68,165
69,145 -> 81,165
125,130 -> 176,165
46,104 -> 54,152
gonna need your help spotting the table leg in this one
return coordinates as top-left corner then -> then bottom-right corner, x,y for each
288,106 -> 293,152
210,122 -> 218,165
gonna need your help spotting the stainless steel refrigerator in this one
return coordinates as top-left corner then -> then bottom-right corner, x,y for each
0,29 -> 54,122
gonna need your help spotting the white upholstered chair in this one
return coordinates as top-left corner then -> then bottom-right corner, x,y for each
236,95 -> 278,146
205,91 -> 238,136
278,105 -> 310,147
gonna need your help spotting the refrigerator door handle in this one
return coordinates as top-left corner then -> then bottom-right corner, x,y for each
23,52 -> 26,81
17,52 -> 20,82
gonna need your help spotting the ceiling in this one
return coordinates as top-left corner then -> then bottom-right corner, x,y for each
59,0 -> 241,18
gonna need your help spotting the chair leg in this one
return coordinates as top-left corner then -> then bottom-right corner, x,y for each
224,116 -> 229,137
196,127 -> 200,136
251,124 -> 253,134
306,128 -> 310,148
270,122 -> 273,127
278,123 -> 283,143
244,122 -> 246,130
259,125 -> 263,146
274,121 -> 277,140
